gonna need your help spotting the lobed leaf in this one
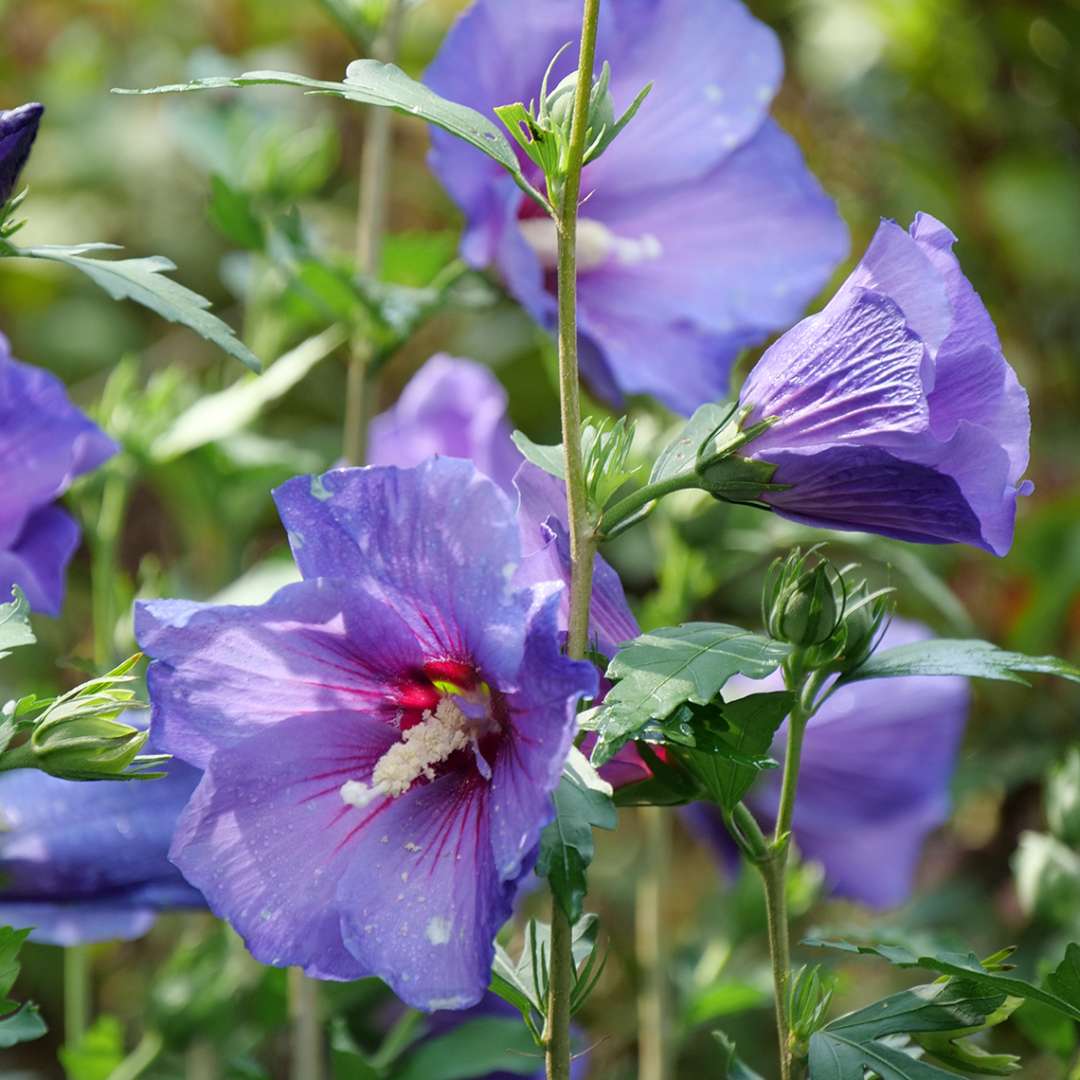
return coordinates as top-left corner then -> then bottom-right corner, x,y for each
0,588 -> 34,661
115,61 -> 549,210
840,639 -> 1080,688
587,623 -> 790,764
19,243 -> 261,372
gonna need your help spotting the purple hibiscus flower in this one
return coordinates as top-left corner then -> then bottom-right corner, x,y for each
0,333 -> 117,614
685,617 -> 969,908
0,102 -> 43,205
425,0 -> 848,415
136,459 -> 597,1010
739,212 -> 1032,556
0,752 -> 204,945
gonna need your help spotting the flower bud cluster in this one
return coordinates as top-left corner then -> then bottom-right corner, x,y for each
762,548 -> 893,676
495,47 -> 650,196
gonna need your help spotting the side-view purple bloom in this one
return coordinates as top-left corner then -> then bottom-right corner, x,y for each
739,212 -> 1032,556
0,332 -> 117,614
686,617 -> 969,908
0,748 -> 204,945
425,0 -> 847,415
0,102 -> 43,205
136,459 -> 596,1010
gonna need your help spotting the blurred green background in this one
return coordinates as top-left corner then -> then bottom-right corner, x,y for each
1,0 -> 1078,1076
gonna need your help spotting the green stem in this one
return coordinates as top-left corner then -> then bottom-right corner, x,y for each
64,944 -> 91,1049
597,472 -> 699,539
343,0 -> 406,466
185,1039 -> 219,1080
545,3 -> 602,1079
636,806 -> 671,1080
111,1030 -> 164,1080
91,467 -> 132,668
755,692 -> 813,1080
288,968 -> 324,1080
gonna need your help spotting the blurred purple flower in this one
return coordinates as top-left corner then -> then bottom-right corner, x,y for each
0,333 -> 117,614
740,213 -> 1032,555
136,459 -> 596,1010
425,0 -> 847,415
0,751 -> 204,945
0,102 -> 43,205
369,354 -> 639,658
685,618 -> 969,909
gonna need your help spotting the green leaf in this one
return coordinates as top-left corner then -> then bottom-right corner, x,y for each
840,639 -> 1080,687
809,980 -> 1009,1080
650,404 -> 734,486
115,61 -> 548,211
0,587 -> 34,661
208,174 -> 265,250
664,692 -> 792,812
511,430 -> 564,481
713,1031 -> 767,1079
535,748 -> 616,922
586,623 -> 790,764
0,1001 -> 47,1048
151,325 -> 347,461
393,1017 -> 540,1080
804,938 -> 1080,1023
0,926 -> 30,1000
59,1015 -> 125,1080
17,243 -> 261,372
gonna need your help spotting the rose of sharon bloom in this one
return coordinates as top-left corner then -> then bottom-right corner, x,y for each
0,333 -> 117,613
684,617 -> 969,908
739,213 -> 1032,555
136,460 -> 597,1010
0,102 -> 43,205
425,0 -> 847,415
0,749 -> 204,945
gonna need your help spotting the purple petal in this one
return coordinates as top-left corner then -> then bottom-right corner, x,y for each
0,102 -> 43,204
368,355 -> 521,493
487,589 -> 598,881
137,580 -> 429,767
0,340 -> 117,550
581,121 -> 848,351
910,213 -> 1031,484
742,290 -> 932,452
0,755 -> 203,944
170,710 -> 392,980
513,463 -> 639,656
273,461 -> 530,690
0,505 -> 81,616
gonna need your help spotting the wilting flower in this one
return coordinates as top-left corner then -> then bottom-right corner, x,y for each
739,213 -> 1032,555
137,459 -> 596,1010
0,334 -> 117,613
685,618 -> 969,908
0,102 -> 43,206
425,0 -> 847,415
0,752 -> 203,945
369,354 -> 639,658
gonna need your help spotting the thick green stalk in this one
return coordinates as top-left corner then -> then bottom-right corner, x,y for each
598,472 -> 700,539
636,806 -> 671,1080
343,0 -> 406,466
755,695 -> 812,1080
545,4 -> 602,1079
64,945 -> 91,1049
288,968 -> 324,1080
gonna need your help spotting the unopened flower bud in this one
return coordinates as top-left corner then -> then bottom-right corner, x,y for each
764,550 -> 843,647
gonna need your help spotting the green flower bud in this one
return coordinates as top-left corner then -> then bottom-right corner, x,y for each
763,550 -> 843,647
1047,747 -> 1080,846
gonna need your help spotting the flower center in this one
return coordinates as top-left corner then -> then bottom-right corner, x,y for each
340,693 -> 499,809
518,215 -> 663,273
